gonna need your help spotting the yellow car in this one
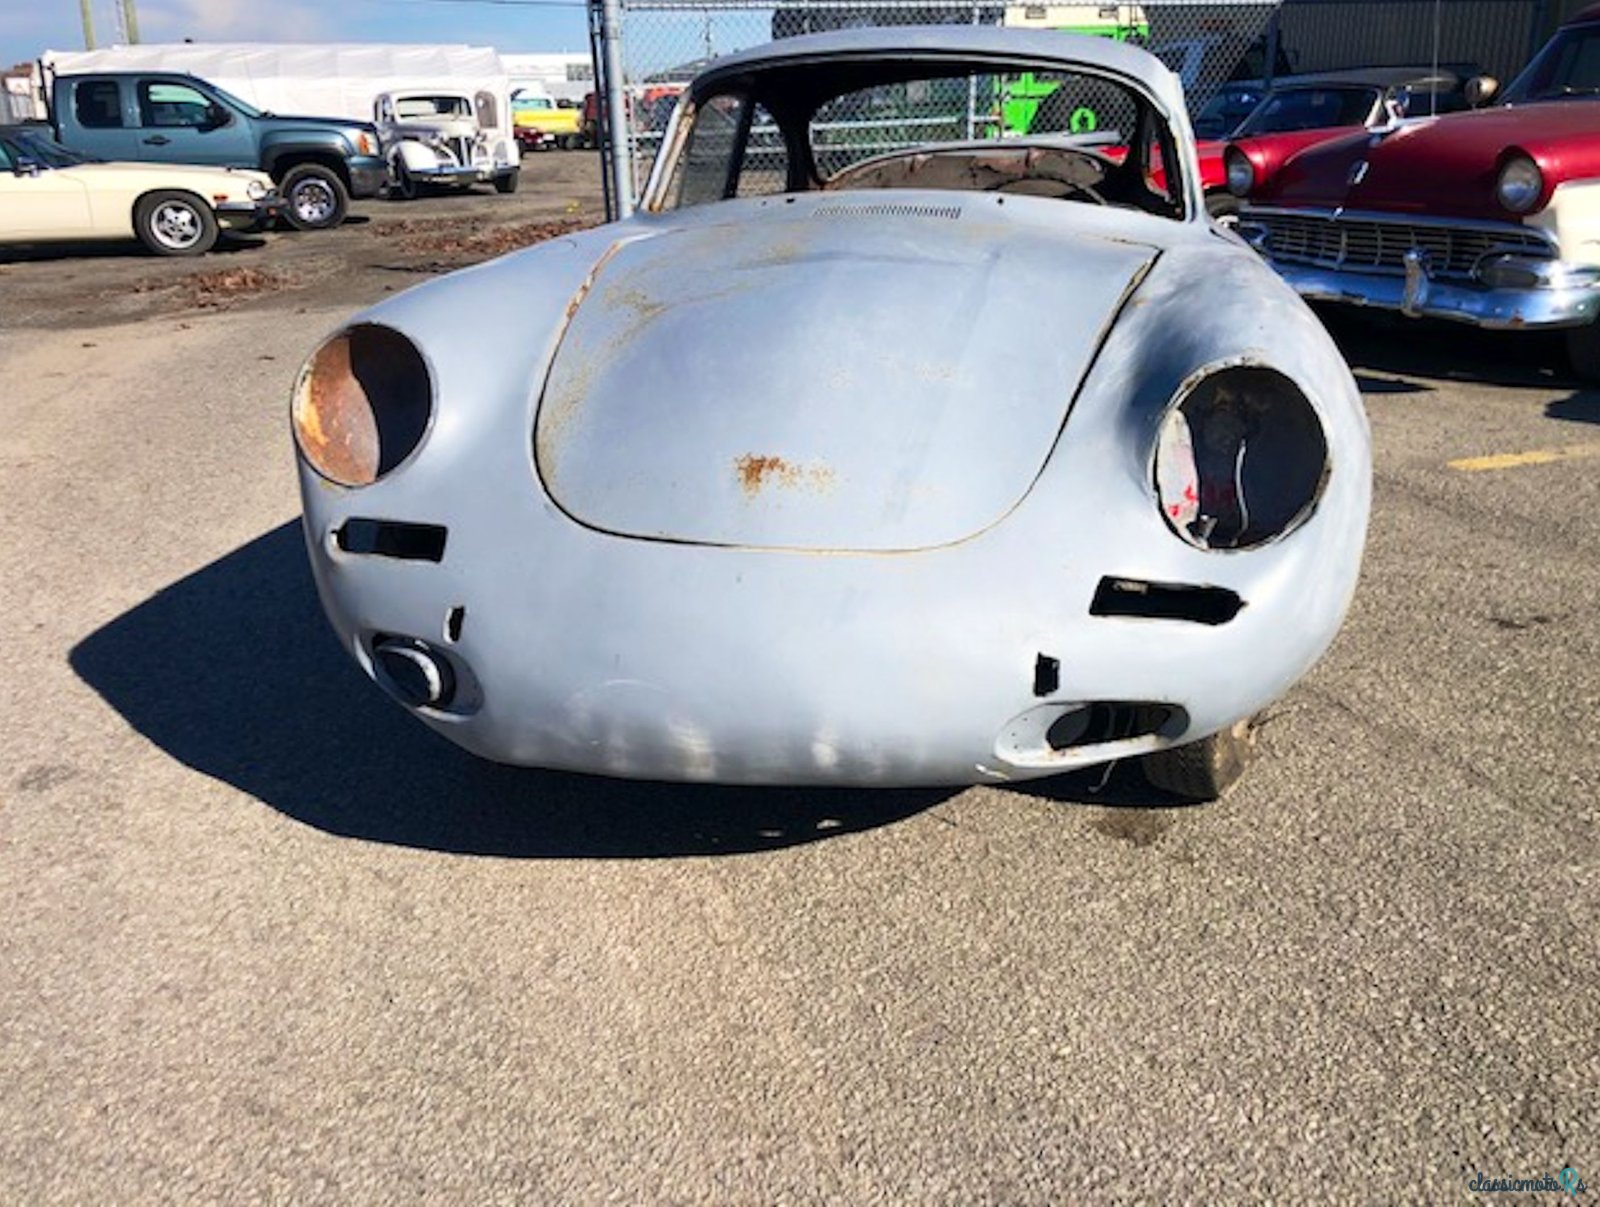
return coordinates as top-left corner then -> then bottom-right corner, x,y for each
512,93 -> 581,151
1,124 -> 277,256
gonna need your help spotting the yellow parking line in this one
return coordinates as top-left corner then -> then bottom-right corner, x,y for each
1449,442 -> 1600,472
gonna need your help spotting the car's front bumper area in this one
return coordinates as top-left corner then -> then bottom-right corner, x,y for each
407,164 -> 513,185
1239,214 -> 1600,329
215,194 -> 282,232
347,157 -> 389,199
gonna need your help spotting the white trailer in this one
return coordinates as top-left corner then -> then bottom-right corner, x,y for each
37,42 -> 513,133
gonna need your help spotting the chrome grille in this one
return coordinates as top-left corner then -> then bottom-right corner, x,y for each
1252,211 -> 1553,280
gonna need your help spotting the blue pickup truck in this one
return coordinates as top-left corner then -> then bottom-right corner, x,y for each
46,71 -> 386,229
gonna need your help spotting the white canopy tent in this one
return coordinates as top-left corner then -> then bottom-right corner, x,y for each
38,42 -> 512,128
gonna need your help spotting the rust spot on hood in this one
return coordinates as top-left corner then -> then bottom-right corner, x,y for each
735,454 -> 836,497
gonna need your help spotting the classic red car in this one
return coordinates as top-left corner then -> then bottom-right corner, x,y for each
1195,66 -> 1475,220
1226,6 -> 1600,377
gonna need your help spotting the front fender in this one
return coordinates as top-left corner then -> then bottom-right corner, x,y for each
261,130 -> 361,173
394,140 -> 443,172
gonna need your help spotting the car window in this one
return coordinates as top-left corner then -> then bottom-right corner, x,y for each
0,140 -> 12,171
475,91 -> 498,128
1505,25 -> 1600,101
74,80 -> 124,129
7,128 -> 92,167
737,103 -> 786,197
138,81 -> 213,128
666,92 -> 747,207
1238,87 -> 1379,135
1193,86 -> 1265,139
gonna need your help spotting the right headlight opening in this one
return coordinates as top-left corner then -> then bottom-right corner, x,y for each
292,323 -> 433,488
1154,365 -> 1330,551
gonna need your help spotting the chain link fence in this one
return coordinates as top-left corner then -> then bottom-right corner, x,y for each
597,0 -> 1547,210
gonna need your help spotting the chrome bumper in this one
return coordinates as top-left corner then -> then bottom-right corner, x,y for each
1242,230 -> 1600,330
411,165 -> 511,184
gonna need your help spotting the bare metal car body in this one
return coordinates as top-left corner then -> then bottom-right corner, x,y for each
292,28 -> 1370,791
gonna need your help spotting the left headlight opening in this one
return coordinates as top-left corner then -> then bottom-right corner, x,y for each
292,323 -> 433,487
1154,365 -> 1330,551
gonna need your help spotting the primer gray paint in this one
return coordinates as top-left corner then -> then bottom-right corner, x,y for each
294,32 -> 1371,786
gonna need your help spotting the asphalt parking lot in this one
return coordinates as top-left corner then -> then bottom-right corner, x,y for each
2,152 -> 1595,1201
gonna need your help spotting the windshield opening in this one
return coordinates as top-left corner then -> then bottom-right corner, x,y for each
206,83 -> 264,119
1504,25 -> 1600,102
0,127 -> 98,168
654,56 -> 1184,220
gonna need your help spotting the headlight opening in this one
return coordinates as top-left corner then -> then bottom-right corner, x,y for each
292,323 -> 433,487
1155,366 -> 1329,550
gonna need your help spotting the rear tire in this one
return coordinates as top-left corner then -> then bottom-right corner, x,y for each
133,190 -> 218,257
494,168 -> 520,194
1141,718 -> 1257,802
1566,321 -> 1600,382
281,164 -> 349,230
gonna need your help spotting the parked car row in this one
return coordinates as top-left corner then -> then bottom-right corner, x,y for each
1222,3 -> 1600,379
1,67 -> 535,258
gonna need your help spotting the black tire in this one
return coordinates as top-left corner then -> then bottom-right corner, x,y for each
1566,321 -> 1600,382
393,161 -> 419,202
133,190 -> 218,257
1205,191 -> 1242,227
494,168 -> 520,194
1141,718 -> 1257,802
280,164 -> 349,230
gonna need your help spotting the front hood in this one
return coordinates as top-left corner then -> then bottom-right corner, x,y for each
1264,104 -> 1600,217
268,113 -> 376,136
534,206 -> 1156,551
390,118 -> 478,140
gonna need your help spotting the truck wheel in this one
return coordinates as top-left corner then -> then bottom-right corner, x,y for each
134,191 -> 218,257
281,164 -> 349,230
494,168 -> 520,194
1140,717 -> 1257,802
1566,321 -> 1600,382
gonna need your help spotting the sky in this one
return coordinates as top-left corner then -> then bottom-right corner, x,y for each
1,0 -> 597,69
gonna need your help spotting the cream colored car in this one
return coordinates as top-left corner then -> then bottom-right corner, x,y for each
0,125 -> 277,257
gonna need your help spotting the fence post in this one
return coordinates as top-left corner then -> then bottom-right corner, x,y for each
587,0 -> 615,221
600,0 -> 635,217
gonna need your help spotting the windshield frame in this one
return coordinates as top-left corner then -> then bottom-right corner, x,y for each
0,126 -> 99,168
643,49 -> 1195,221
204,82 -> 264,119
1503,23 -> 1600,103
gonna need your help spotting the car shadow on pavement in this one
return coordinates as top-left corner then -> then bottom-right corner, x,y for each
69,521 -> 948,859
1546,393 -> 1600,425
0,236 -> 268,263
1009,762 -> 1205,810
1317,307 -> 1574,388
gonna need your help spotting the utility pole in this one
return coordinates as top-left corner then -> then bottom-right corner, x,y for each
123,0 -> 141,43
78,0 -> 97,49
